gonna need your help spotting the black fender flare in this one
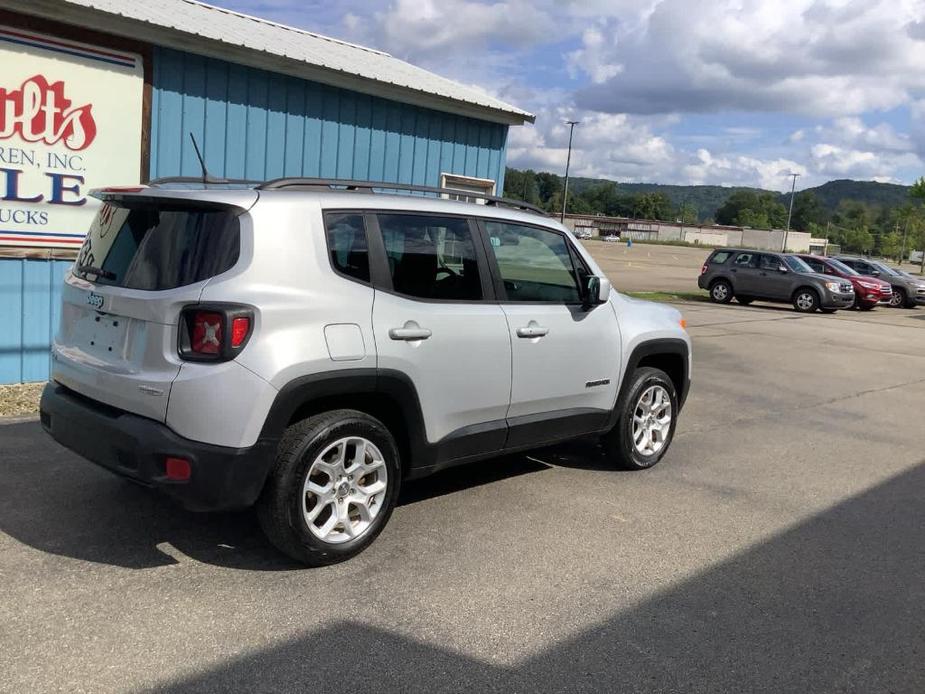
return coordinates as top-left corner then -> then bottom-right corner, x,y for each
606,338 -> 690,431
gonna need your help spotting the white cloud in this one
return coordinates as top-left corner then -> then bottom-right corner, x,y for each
572,0 -> 925,118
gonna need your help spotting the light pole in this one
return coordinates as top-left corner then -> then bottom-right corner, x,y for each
560,120 -> 579,223
783,172 -> 800,251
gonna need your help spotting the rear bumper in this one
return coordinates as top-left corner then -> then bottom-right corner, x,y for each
40,383 -> 277,512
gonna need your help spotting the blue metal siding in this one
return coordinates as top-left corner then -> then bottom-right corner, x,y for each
0,48 -> 511,385
0,259 -> 71,384
150,47 -> 509,188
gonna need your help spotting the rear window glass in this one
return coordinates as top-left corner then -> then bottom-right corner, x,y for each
75,201 -> 240,290
710,251 -> 732,264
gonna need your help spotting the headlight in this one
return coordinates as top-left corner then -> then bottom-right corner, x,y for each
857,280 -> 877,289
825,281 -> 841,291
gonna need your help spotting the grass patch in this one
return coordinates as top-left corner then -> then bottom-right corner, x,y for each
624,290 -> 710,303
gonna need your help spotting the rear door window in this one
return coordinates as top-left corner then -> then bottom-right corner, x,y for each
733,252 -> 758,268
75,200 -> 240,290
710,251 -> 732,264
374,213 -> 483,300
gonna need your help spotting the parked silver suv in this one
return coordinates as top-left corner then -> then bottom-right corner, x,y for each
40,178 -> 691,565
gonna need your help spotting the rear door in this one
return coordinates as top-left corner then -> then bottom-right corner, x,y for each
729,251 -> 761,294
481,220 -> 620,447
369,212 -> 512,450
53,195 -> 250,421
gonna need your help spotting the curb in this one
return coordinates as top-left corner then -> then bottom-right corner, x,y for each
0,414 -> 40,426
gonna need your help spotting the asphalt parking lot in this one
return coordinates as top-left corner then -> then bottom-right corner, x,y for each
3,299 -> 925,692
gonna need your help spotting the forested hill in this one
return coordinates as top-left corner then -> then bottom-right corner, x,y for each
507,168 -> 912,221
786,179 -> 911,214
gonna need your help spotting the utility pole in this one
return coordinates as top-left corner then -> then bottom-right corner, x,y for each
783,172 -> 800,252
560,120 -> 579,223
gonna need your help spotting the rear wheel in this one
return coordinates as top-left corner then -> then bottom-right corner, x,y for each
602,367 -> 678,470
710,279 -> 733,304
257,409 -> 401,566
793,288 -> 819,313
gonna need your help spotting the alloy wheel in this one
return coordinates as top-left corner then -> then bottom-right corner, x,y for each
302,437 -> 388,544
632,385 -> 673,457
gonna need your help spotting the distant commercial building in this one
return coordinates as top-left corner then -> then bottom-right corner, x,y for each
562,213 -> 828,255
0,0 -> 533,384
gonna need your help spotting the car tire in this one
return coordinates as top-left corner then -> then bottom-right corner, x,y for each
736,295 -> 754,305
792,288 -> 819,313
856,302 -> 875,311
256,409 -> 401,566
710,279 -> 733,304
889,288 -> 905,308
601,367 -> 678,471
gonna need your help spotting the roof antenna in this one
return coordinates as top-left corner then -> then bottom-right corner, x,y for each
189,132 -> 217,184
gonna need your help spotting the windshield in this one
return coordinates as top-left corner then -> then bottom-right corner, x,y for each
827,258 -> 858,276
784,255 -> 813,273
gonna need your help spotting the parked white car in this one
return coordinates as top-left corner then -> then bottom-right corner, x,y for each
41,178 -> 691,565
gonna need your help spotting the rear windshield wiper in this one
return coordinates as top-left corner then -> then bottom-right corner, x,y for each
75,264 -> 117,280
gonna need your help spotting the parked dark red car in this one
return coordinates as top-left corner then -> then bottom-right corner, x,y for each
795,254 -> 892,310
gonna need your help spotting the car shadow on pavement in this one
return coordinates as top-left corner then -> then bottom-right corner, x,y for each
151,460 -> 925,693
0,422 -> 549,571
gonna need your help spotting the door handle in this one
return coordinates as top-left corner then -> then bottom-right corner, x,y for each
389,323 -> 432,341
730,268 -> 737,273
516,325 -> 549,338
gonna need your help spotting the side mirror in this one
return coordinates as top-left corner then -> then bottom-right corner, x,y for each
584,275 -> 611,307
870,270 -> 880,277
778,264 -> 789,273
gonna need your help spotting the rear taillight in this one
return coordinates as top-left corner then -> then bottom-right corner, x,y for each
191,311 -> 223,355
179,305 -> 253,362
701,263 -> 708,275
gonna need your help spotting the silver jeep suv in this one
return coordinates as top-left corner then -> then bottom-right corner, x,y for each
40,178 -> 691,565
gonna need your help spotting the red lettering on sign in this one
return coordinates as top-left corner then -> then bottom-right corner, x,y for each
0,75 -> 97,151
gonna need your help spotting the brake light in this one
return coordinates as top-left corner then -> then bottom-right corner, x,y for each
231,317 -> 250,347
701,263 -> 708,275
179,305 -> 253,361
191,311 -> 223,355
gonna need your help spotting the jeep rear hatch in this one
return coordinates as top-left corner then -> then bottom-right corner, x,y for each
53,192 -> 254,422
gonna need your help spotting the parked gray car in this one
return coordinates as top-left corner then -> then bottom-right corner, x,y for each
834,257 -> 925,308
698,249 -> 855,313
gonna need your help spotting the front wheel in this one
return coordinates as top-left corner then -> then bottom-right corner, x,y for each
793,288 -> 819,313
889,288 -> 905,308
602,367 -> 678,470
257,410 -> 401,566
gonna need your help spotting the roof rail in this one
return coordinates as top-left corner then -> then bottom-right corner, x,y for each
257,177 -> 547,215
148,176 -> 263,187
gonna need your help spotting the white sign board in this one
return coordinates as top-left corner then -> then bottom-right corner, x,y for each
0,24 -> 143,249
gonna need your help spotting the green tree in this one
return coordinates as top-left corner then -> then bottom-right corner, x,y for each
715,191 -> 787,228
632,192 -> 672,220
789,191 -> 826,231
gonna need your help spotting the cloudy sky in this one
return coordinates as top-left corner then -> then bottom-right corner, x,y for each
218,0 -> 925,192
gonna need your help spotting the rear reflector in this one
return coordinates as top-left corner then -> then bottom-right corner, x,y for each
231,317 -> 251,347
165,457 -> 191,481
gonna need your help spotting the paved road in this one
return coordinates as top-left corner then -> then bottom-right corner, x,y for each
2,302 -> 924,693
